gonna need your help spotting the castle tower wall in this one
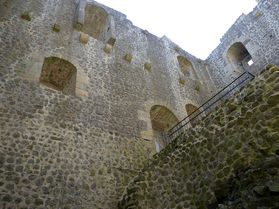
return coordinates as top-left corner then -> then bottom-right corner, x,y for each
0,0 -> 211,208
206,0 -> 279,89
0,0 -> 278,208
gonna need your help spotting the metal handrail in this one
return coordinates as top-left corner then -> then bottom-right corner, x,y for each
167,71 -> 255,140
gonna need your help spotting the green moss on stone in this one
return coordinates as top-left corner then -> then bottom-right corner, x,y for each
98,168 -> 104,175
123,176 -> 130,185
53,24 -> 60,32
74,22 -> 83,30
21,12 -> 31,21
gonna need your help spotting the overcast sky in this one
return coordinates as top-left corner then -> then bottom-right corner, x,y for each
96,0 -> 257,59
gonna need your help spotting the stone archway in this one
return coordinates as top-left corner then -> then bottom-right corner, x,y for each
83,3 -> 108,40
227,42 -> 253,71
40,57 -> 77,95
150,105 -> 179,151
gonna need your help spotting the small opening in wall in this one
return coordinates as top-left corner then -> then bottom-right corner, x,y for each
177,56 -> 194,76
248,59 -> 254,66
227,42 -> 253,71
40,57 -> 77,95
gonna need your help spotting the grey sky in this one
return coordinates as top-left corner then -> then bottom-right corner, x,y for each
96,0 -> 257,59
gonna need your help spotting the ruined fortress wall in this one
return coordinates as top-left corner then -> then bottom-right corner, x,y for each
0,0 -> 212,208
0,0 -> 213,140
119,65 -> 279,209
206,0 -> 279,89
0,0 -> 278,208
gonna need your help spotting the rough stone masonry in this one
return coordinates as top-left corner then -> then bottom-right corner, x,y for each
119,64 -> 279,209
0,0 -> 278,208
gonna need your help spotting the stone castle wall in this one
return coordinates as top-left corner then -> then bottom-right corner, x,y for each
0,0 -> 215,144
119,65 -> 279,209
206,0 -> 279,88
0,0 -> 278,208
0,0 -> 212,208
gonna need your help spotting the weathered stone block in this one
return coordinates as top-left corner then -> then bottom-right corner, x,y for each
104,44 -> 112,54
53,24 -> 60,32
18,73 -> 39,82
21,12 -> 31,21
267,92 -> 279,106
267,71 -> 279,83
266,64 -> 277,70
34,198 -> 43,206
144,62 -> 151,71
140,131 -> 153,140
2,195 -> 12,202
75,88 -> 88,98
90,169 -> 95,177
76,73 -> 89,85
255,12 -> 262,18
79,33 -> 89,44
107,37 -> 116,46
179,78 -> 185,85
74,22 -> 83,31
124,54 -> 132,62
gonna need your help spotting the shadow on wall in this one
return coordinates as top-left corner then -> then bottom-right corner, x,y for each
177,55 -> 199,80
177,56 -> 194,77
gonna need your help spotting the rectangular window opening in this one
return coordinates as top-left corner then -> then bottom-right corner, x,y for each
248,59 -> 254,66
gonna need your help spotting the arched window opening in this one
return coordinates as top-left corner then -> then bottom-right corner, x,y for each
150,105 -> 179,152
83,4 -> 108,39
177,56 -> 194,76
40,57 -> 77,95
185,104 -> 201,126
227,42 -> 253,71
